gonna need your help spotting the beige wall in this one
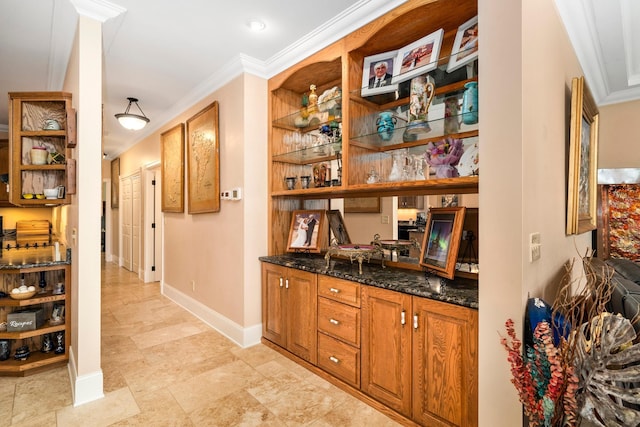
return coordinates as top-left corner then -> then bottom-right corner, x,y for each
479,0 -> 592,425
599,99 -> 640,168
117,73 -> 267,331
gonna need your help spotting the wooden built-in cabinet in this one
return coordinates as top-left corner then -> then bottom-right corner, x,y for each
0,264 -> 71,376
0,140 -> 10,206
8,92 -> 74,206
261,263 -> 317,364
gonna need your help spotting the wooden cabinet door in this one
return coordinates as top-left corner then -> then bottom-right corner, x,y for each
286,268 -> 317,364
261,263 -> 287,348
0,140 -> 10,205
361,286 -> 412,416
412,297 -> 478,427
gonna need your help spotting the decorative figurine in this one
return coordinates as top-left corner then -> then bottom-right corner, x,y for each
406,75 -> 435,135
307,84 -> 319,114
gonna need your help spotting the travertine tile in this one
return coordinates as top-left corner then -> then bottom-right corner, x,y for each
11,367 -> 72,424
56,387 -> 139,427
130,322 -> 207,349
110,388 -> 192,426
188,389 -> 283,427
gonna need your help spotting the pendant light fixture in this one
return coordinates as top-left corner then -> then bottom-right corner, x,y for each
115,97 -> 150,130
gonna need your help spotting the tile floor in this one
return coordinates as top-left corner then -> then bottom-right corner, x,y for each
1,259 -> 401,426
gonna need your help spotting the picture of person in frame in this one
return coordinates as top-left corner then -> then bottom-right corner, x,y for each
368,60 -> 393,88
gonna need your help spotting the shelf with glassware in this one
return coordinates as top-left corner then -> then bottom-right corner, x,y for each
8,92 -> 74,206
0,264 -> 70,375
347,78 -> 479,189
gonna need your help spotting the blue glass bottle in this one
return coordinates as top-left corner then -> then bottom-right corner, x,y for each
462,82 -> 478,125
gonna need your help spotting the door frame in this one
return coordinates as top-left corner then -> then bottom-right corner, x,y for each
143,161 -> 162,283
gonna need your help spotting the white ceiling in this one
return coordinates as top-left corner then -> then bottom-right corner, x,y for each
0,0 -> 638,159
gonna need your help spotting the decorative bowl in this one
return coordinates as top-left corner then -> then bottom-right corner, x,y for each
43,188 -> 58,199
10,290 -> 36,300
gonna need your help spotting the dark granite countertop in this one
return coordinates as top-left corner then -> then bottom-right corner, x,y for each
259,254 -> 478,309
0,246 -> 71,269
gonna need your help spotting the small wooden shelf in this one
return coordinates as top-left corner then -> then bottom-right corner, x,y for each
0,292 -> 66,307
0,351 -> 68,374
0,323 -> 66,340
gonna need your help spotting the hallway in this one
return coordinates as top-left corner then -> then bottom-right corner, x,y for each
1,259 -> 400,426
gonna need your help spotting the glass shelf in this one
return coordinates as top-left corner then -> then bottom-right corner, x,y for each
273,141 -> 341,165
272,96 -> 342,131
350,106 -> 479,152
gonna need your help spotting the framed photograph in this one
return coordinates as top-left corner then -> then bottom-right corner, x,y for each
287,210 -> 325,253
187,101 -> 220,214
110,158 -> 120,208
57,185 -> 65,199
420,207 -> 466,279
361,50 -> 399,97
326,209 -> 351,245
441,194 -> 459,207
567,76 -> 599,235
161,123 -> 185,213
344,197 -> 381,213
446,16 -> 478,73
392,28 -> 444,84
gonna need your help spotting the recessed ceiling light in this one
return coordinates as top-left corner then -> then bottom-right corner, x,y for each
248,20 -> 266,32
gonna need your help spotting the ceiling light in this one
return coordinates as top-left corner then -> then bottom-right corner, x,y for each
248,20 -> 266,32
115,97 -> 150,131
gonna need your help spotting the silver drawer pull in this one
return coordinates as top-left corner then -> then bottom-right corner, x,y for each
279,277 -> 283,288
401,310 -> 406,325
329,356 -> 340,364
329,318 -> 340,325
329,287 -> 340,293
413,314 -> 419,330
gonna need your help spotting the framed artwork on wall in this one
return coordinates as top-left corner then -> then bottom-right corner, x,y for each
344,197 -> 381,213
566,76 -> 599,235
420,206 -> 466,279
361,50 -> 399,97
161,123 -> 185,213
287,210 -> 325,253
446,15 -> 478,73
110,157 -> 119,208
186,101 -> 220,214
392,28 -> 444,84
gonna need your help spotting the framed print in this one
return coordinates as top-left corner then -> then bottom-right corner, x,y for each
110,158 -> 120,208
287,210 -> 325,253
420,207 -> 466,279
344,197 -> 381,213
567,76 -> 599,235
446,16 -> 478,73
326,209 -> 351,245
392,28 -> 444,84
361,50 -> 399,97
187,101 -> 220,214
161,123 -> 185,213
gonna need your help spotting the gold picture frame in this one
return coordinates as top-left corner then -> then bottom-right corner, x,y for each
161,123 -> 185,213
287,210 -> 325,253
186,101 -> 220,214
110,157 -> 119,208
567,76 -> 599,235
344,197 -> 381,213
420,207 -> 466,279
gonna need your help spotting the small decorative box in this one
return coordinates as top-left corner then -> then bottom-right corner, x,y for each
7,308 -> 45,331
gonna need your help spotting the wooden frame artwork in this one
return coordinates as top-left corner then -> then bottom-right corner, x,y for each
344,197 -> 381,213
420,207 -> 466,279
287,210 -> 325,253
326,209 -> 351,245
161,123 -> 185,213
110,158 -> 119,208
392,28 -> 444,84
361,50 -> 399,97
567,76 -> 599,235
446,15 -> 478,73
186,101 -> 220,214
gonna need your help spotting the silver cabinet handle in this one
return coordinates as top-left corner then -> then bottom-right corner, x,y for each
329,287 -> 340,293
285,279 -> 289,289
413,314 -> 418,330
401,310 -> 406,325
279,277 -> 283,288
329,318 -> 340,325
329,356 -> 339,364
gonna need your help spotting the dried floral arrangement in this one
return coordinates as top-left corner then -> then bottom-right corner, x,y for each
501,253 -> 640,426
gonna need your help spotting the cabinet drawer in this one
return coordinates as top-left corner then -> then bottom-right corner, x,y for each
317,276 -> 360,307
318,333 -> 360,388
318,297 -> 360,347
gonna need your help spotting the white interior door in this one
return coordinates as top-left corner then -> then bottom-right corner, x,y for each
121,177 -> 132,270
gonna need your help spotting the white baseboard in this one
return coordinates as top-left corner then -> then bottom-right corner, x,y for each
68,346 -> 105,406
162,283 -> 262,348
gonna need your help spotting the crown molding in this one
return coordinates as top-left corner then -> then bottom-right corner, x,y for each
69,0 -> 126,22
264,0 -> 407,78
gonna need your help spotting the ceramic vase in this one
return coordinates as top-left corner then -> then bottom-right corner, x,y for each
406,75 -> 435,135
462,82 -> 478,124
376,111 -> 396,141
0,340 -> 10,361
